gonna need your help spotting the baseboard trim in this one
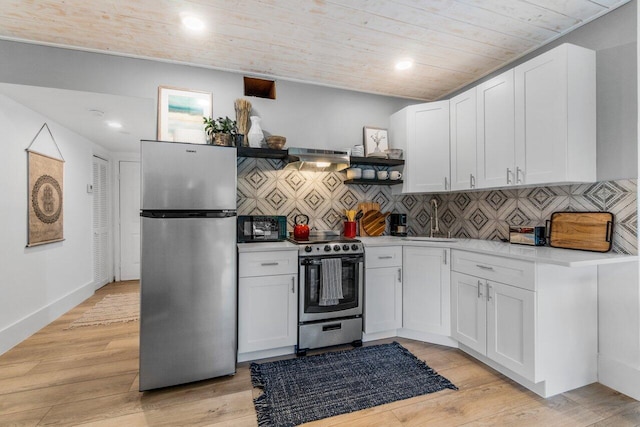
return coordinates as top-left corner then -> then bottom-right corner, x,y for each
598,354 -> 640,400
0,281 -> 95,355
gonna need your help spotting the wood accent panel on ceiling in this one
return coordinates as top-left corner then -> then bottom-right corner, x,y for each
0,0 -> 630,100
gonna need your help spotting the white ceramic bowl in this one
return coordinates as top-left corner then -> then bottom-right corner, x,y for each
362,169 -> 375,179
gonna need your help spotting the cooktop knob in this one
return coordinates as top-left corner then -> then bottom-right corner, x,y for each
324,245 -> 331,252
304,246 -> 312,253
351,244 -> 359,251
342,244 -> 350,251
333,245 -> 341,251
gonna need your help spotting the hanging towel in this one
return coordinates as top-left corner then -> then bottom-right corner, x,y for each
320,258 -> 343,306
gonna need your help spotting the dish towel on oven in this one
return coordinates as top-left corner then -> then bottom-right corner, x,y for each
320,258 -> 343,306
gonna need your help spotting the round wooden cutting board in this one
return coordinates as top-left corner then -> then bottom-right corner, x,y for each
361,211 -> 390,236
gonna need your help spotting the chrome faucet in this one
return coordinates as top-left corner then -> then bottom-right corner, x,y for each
429,198 -> 440,238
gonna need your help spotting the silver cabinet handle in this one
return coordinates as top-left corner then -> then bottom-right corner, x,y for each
291,276 -> 295,293
443,250 -> 447,265
516,166 -> 523,184
477,280 -> 484,298
397,268 -> 402,282
378,256 -> 393,259
506,168 -> 512,184
261,262 -> 279,266
476,264 -> 494,271
444,177 -> 448,190
487,284 -> 493,302
470,174 -> 475,189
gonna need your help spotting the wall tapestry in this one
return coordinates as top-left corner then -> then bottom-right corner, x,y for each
26,123 -> 65,247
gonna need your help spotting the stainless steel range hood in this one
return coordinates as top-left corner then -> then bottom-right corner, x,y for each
284,147 -> 350,172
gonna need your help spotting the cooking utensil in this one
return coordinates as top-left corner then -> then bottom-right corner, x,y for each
547,211 -> 614,252
293,214 -> 310,240
361,210 -> 391,236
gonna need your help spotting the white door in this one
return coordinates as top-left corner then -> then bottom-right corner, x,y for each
406,101 -> 450,193
450,88 -> 477,191
451,272 -> 487,354
477,69 -> 515,188
515,46 -> 567,185
238,274 -> 297,353
364,266 -> 402,334
93,156 -> 110,289
486,280 -> 536,381
403,247 -> 451,335
119,161 -> 141,281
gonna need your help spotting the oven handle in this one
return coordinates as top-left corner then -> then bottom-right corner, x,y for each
301,256 -> 363,265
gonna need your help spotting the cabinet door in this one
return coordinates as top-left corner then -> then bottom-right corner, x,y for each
406,101 -> 450,193
238,274 -> 297,353
477,69 -> 515,188
515,47 -> 568,185
364,266 -> 402,333
451,272 -> 486,354
486,280 -> 535,381
403,247 -> 451,335
450,88 -> 477,191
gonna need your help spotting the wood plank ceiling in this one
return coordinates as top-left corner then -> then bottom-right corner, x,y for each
0,0 -> 631,100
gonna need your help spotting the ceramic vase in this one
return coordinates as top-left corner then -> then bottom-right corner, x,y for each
247,116 -> 264,148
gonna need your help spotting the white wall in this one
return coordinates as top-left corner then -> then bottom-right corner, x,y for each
0,40 -> 411,152
0,94 -> 97,354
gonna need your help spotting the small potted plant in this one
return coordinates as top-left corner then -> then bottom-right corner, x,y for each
203,116 -> 238,146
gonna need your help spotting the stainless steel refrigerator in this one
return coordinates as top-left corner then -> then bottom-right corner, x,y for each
139,140 -> 237,391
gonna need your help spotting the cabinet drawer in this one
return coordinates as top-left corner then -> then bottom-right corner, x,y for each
239,250 -> 298,277
451,250 -> 535,291
365,246 -> 402,268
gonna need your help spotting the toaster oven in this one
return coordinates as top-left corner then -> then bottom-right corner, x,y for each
237,215 -> 287,242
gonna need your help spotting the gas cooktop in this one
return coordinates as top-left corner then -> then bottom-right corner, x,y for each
287,236 -> 363,256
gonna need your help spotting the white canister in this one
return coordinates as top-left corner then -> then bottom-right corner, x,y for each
346,168 -> 362,180
362,169 -> 375,179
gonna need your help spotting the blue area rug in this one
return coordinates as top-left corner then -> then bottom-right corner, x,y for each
250,341 -> 457,426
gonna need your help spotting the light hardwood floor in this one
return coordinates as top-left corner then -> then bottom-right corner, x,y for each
1,280 -> 639,427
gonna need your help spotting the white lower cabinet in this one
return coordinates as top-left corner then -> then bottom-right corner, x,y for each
451,271 -> 535,380
364,246 -> 402,334
402,246 -> 451,336
451,249 -> 598,397
238,250 -> 298,361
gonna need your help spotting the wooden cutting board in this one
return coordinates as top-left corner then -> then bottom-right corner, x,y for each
361,211 -> 390,236
357,201 -> 380,236
548,211 -> 614,252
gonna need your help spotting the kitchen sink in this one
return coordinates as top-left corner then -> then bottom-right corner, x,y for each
402,236 -> 458,242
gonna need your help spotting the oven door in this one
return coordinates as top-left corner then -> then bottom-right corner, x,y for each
299,254 -> 363,322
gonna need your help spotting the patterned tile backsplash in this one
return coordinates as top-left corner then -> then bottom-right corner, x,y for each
237,158 -> 638,254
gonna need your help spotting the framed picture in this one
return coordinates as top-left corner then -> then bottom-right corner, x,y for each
363,126 -> 388,157
157,86 -> 212,144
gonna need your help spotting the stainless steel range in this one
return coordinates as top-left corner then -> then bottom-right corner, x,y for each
289,232 -> 364,356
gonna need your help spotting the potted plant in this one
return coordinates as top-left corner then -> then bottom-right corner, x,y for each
203,116 -> 238,146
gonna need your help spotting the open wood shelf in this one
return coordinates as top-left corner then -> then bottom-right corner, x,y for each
237,146 -> 290,160
344,179 -> 403,186
349,156 -> 404,166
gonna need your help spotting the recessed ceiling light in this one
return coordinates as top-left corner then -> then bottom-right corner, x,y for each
106,121 -> 123,129
182,15 -> 205,31
395,59 -> 414,71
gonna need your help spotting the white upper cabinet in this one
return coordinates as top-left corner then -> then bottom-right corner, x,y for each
477,69 -> 516,188
514,44 -> 596,186
390,101 -> 450,193
450,87 -> 478,191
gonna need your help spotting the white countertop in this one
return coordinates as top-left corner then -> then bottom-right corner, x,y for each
237,241 -> 298,253
358,236 -> 637,267
236,236 -> 637,266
